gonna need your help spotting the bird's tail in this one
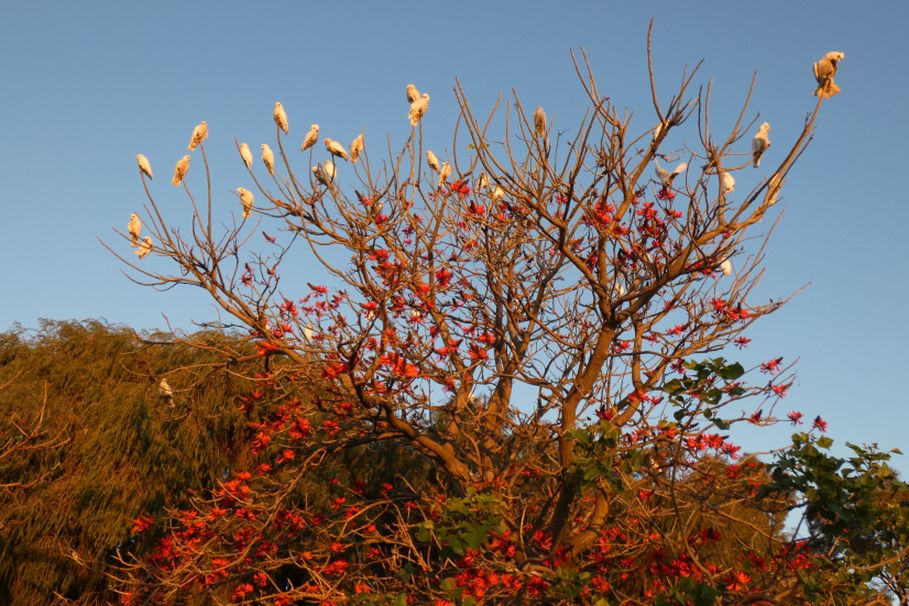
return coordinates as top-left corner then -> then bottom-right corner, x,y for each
814,78 -> 841,99
131,235 -> 138,247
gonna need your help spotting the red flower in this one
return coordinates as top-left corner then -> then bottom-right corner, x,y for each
656,187 -> 676,201
771,382 -> 791,397
813,415 -> 828,432
726,570 -> 751,592
130,515 -> 154,535
449,179 -> 471,200
787,410 -> 804,425
760,356 -> 783,374
469,344 -> 489,362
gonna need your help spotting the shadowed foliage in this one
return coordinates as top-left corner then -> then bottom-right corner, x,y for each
0,320 -> 269,604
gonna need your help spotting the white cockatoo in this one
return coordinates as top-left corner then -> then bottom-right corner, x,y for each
188,120 -> 208,151
752,122 -> 771,168
273,102 -> 289,134
324,138 -> 349,161
533,106 -> 547,138
128,213 -> 142,247
312,162 -> 334,185
236,187 -> 254,218
813,51 -> 845,98
134,236 -> 153,259
301,124 -> 319,151
136,154 -> 153,179
312,164 -> 326,185
172,155 -> 190,185
426,150 -> 441,173
239,143 -> 253,169
261,144 -> 275,175
405,83 -> 420,103
438,162 -> 451,187
409,93 -> 430,126
158,378 -> 174,406
720,258 -> 733,276
491,186 -> 505,201
350,133 -> 364,163
655,160 -> 687,188
722,171 -> 736,194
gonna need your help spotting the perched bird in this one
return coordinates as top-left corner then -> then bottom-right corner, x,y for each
533,106 -> 547,138
273,102 -> 289,134
405,83 -> 421,103
158,378 -> 174,407
136,154 -> 153,179
261,144 -> 275,176
350,133 -> 364,163
128,213 -> 142,247
438,162 -> 451,187
534,106 -> 550,156
134,236 -> 153,259
722,171 -> 736,194
188,120 -> 208,151
303,325 -> 314,341
813,51 -> 845,98
409,93 -> 430,126
324,138 -> 349,161
312,162 -> 333,185
172,155 -> 190,185
426,150 -> 441,173
236,187 -> 254,218
720,258 -> 733,276
301,124 -> 319,151
239,143 -> 253,169
655,160 -> 687,188
752,122 -> 771,168
477,173 -> 490,189
491,186 -> 505,201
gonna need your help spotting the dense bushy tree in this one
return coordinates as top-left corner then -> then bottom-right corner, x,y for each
93,38 -> 907,605
0,320 -> 290,605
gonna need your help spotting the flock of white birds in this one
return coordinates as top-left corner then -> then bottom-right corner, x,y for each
126,50 -> 843,277
647,50 -> 843,276
125,53 -> 844,403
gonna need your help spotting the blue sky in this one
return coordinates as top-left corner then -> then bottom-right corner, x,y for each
1,2 -> 907,473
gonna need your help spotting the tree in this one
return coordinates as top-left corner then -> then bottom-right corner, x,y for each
0,321 -> 276,605
106,34 -> 905,605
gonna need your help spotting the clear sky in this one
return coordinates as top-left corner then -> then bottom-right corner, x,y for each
1,2 -> 907,474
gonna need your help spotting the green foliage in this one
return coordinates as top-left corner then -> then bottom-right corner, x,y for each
418,492 -> 505,557
767,433 -> 909,602
0,321 -> 261,605
663,357 -> 745,428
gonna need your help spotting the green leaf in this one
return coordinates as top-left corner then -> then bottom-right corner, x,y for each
717,362 -> 745,380
713,417 -> 731,430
